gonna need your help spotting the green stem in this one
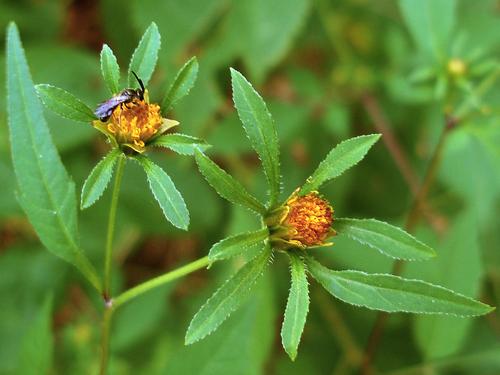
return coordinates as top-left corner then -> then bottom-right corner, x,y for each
113,256 -> 210,309
99,254 -> 209,374
99,307 -> 113,375
103,155 -> 125,300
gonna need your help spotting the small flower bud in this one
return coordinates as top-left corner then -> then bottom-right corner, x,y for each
269,190 -> 335,249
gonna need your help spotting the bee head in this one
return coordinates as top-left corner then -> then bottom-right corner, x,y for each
132,71 -> 145,100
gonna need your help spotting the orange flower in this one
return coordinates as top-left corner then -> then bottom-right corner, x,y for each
269,190 -> 336,249
92,95 -> 178,153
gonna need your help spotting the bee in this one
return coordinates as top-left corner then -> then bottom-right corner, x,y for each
94,71 -> 145,121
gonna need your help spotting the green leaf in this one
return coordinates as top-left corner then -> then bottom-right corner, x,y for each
335,218 -> 436,261
81,149 -> 122,209
6,22 -> 101,292
399,0 -> 456,60
306,257 -> 494,317
300,134 -> 381,195
230,68 -> 281,206
136,156 -> 189,230
194,150 -> 266,215
281,252 -> 309,361
15,296 -> 53,375
161,273 -> 275,375
149,133 -> 210,155
185,244 -> 272,344
100,43 -> 121,94
128,22 -> 161,86
161,56 -> 199,113
208,228 -> 269,262
35,84 -> 95,122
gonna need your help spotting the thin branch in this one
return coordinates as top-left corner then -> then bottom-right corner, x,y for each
315,288 -> 363,367
361,94 -> 446,234
361,94 -> 420,195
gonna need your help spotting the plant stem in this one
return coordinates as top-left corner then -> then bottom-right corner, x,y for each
99,307 -> 113,375
362,93 -> 446,233
404,122 -> 450,233
361,94 -> 420,196
315,289 -> 362,366
113,256 -> 210,309
360,121 -> 451,375
103,155 -> 125,300
99,256 -> 210,374
99,154 -> 125,375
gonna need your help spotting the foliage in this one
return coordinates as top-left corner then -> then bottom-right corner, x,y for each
1,1 -> 499,374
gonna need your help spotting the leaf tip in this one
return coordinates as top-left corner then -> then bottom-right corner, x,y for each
284,347 -> 298,361
147,21 -> 159,34
229,67 -> 243,81
7,21 -> 18,34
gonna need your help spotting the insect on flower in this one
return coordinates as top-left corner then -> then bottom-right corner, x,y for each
94,71 -> 145,121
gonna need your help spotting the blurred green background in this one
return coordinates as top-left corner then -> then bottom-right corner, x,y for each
1,0 -> 499,374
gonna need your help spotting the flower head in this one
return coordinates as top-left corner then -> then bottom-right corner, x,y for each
93,93 -> 178,153
269,190 -> 336,249
447,58 -> 467,77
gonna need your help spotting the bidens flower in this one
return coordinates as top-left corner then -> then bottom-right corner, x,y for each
447,58 -> 467,77
269,190 -> 336,249
92,94 -> 178,153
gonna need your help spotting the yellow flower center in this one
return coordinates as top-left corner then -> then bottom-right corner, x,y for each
282,192 -> 334,247
447,58 -> 466,77
106,99 -> 163,149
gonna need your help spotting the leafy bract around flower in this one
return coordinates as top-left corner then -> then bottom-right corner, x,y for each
35,22 -> 208,230
187,68 -> 494,361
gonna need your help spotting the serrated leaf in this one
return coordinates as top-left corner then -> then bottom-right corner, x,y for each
335,218 -> 436,261
100,44 -> 121,94
208,228 -> 269,262
306,257 -> 493,317
185,244 -> 272,344
162,273 -> 275,375
6,22 -> 101,292
162,56 -> 199,113
281,252 -> 309,361
136,156 -> 189,230
15,296 -> 53,375
300,134 -> 381,195
399,0 -> 456,61
35,84 -> 95,122
128,22 -> 161,86
149,133 -> 210,155
194,150 -> 266,214
81,149 -> 122,209
230,68 -> 281,206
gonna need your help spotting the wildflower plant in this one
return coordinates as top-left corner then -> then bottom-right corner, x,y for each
186,69 -> 494,360
6,22 -> 208,373
4,16 -> 495,375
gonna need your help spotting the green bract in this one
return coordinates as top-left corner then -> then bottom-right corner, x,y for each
187,68 -> 494,361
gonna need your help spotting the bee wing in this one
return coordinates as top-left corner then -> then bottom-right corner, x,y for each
94,94 -> 130,119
